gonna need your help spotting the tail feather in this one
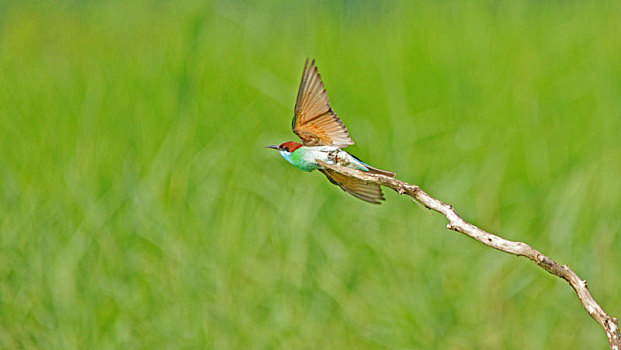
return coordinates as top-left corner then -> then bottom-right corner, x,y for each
348,153 -> 395,177
366,165 -> 395,178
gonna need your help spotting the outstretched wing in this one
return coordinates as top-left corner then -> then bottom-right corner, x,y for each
292,59 -> 354,148
319,169 -> 386,204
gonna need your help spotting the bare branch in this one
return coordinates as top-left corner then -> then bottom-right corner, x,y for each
317,160 -> 621,350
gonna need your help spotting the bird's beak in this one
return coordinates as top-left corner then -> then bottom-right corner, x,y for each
265,145 -> 279,150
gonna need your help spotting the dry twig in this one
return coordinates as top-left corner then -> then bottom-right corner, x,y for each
317,160 -> 621,350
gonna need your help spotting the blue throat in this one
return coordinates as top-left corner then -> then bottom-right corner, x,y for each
280,150 -> 293,164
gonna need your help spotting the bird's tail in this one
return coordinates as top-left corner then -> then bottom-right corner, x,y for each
349,153 -> 396,177
366,165 -> 395,178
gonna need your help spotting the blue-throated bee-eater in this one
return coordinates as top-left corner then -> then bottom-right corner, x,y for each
267,59 -> 395,204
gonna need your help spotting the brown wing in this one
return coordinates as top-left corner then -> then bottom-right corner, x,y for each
319,169 -> 386,204
292,59 -> 354,147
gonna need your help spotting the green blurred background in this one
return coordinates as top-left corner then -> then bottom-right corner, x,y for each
1,0 -> 620,348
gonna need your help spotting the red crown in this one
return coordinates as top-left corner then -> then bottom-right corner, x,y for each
279,141 -> 302,152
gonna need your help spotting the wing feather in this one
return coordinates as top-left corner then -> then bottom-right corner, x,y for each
292,59 -> 354,147
319,169 -> 386,204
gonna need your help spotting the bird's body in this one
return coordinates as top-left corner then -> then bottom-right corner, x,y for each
267,59 -> 395,204
279,145 -> 367,172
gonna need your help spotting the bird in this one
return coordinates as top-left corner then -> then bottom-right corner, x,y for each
266,58 -> 395,204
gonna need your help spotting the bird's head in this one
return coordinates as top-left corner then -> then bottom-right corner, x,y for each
265,141 -> 302,154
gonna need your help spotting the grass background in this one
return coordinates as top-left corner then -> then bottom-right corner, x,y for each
1,0 -> 620,348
